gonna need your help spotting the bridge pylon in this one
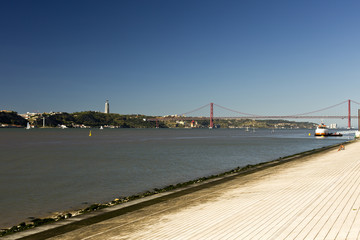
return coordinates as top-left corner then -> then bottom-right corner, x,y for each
210,103 -> 214,129
348,99 -> 351,129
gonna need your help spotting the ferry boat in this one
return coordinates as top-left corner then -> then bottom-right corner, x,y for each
315,123 -> 342,137
315,123 -> 329,136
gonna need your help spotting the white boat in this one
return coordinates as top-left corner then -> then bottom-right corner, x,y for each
100,126 -> 104,130
26,122 -> 31,130
315,123 -> 343,137
315,123 -> 329,136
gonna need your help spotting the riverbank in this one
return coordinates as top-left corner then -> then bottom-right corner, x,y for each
1,140 -> 352,239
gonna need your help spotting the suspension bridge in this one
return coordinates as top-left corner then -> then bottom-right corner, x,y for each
150,99 -> 360,129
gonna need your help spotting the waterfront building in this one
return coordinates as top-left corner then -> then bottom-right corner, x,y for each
105,100 -> 110,114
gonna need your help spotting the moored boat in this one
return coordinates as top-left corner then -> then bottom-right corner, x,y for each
328,132 -> 343,137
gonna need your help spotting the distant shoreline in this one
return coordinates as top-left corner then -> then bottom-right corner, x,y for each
1,111 -> 319,129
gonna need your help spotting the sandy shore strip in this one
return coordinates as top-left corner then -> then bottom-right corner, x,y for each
5,140 -> 360,240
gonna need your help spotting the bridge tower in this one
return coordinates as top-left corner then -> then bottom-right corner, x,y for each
210,103 -> 214,129
348,99 -> 351,129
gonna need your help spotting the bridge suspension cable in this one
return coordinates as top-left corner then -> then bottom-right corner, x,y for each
179,99 -> 355,118
179,103 -> 210,116
213,103 -> 260,117
351,99 -> 360,105
292,100 -> 348,116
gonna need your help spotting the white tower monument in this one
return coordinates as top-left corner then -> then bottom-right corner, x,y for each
105,100 -> 110,114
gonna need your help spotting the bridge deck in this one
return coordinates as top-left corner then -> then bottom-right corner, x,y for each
7,140 -> 360,240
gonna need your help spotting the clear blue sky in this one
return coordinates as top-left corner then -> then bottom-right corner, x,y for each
1,0 -> 360,126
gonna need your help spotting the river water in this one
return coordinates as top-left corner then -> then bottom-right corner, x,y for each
0,128 -> 352,228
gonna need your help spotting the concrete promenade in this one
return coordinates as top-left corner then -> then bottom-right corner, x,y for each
7,140 -> 360,239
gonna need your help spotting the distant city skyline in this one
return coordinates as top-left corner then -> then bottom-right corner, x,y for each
1,0 -> 360,127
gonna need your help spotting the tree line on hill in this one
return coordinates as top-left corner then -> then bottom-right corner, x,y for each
0,111 -> 27,127
36,112 -> 161,128
0,111 -> 316,129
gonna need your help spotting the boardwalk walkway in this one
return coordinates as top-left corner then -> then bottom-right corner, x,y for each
8,140 -> 360,240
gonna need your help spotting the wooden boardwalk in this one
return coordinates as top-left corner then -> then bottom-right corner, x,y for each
8,140 -> 360,240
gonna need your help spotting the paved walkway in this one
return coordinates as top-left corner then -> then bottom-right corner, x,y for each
8,140 -> 360,239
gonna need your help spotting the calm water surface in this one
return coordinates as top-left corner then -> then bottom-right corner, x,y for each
0,128 -> 351,228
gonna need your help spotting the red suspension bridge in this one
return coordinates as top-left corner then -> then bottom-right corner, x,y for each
150,99 -> 360,129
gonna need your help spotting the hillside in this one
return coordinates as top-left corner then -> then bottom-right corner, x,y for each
167,118 -> 316,129
0,111 -> 27,127
33,111 -> 161,128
